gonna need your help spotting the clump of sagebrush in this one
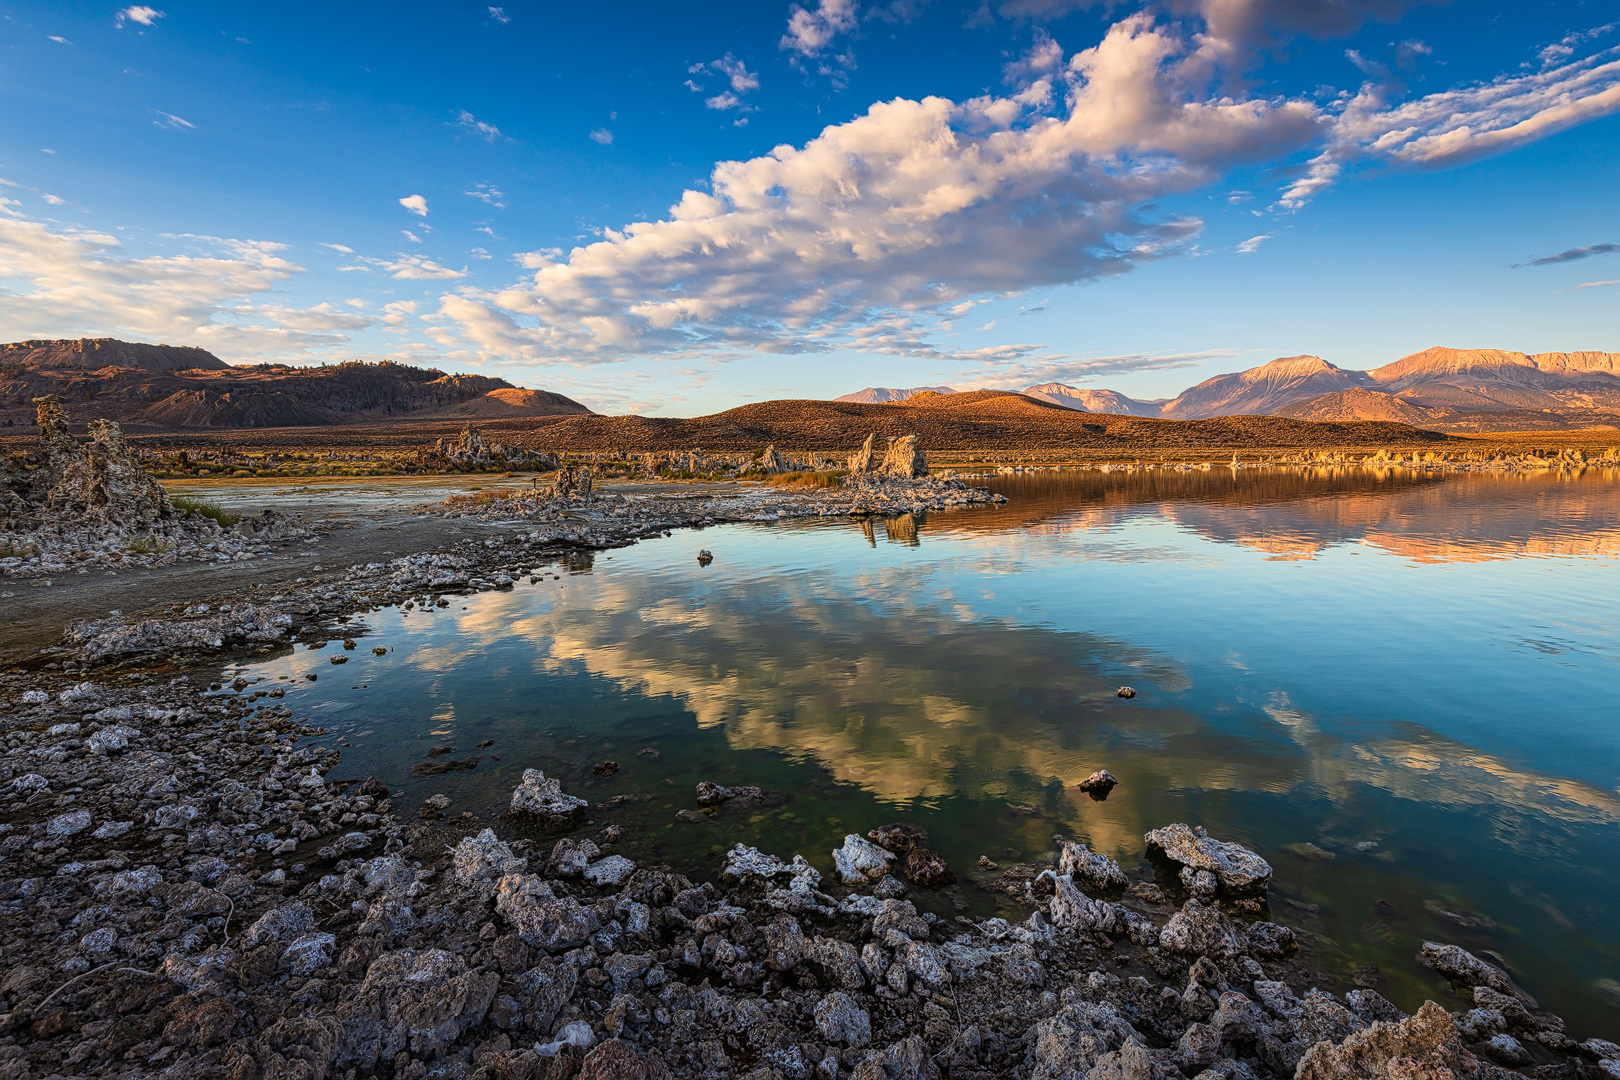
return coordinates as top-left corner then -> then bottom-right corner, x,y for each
767,470 -> 846,489
123,535 -> 168,554
170,495 -> 241,528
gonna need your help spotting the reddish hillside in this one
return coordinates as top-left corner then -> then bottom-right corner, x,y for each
507,391 -> 1453,453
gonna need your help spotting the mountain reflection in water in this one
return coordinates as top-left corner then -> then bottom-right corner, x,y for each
226,467 -> 1620,1036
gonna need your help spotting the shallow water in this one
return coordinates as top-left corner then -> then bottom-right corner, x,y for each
225,466 -> 1620,1036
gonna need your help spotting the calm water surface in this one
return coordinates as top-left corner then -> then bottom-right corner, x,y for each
225,467 -> 1620,1036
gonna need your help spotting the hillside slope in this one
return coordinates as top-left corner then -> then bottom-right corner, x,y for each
512,390 -> 1452,453
1021,383 -> 1161,415
0,339 -> 591,428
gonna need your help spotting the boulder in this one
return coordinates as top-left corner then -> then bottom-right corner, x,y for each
334,948 -> 499,1068
1417,942 -> 1521,999
1078,769 -> 1118,796
1058,840 -> 1128,890
696,780 -> 763,806
1144,823 -> 1272,896
451,829 -> 528,885
494,874 -> 599,952
509,768 -> 588,819
868,823 -> 928,854
902,846 -> 955,887
546,837 -> 600,878
1294,1000 -> 1492,1080
1157,899 -> 1246,961
815,990 -> 872,1047
833,834 -> 896,884
577,1040 -> 672,1080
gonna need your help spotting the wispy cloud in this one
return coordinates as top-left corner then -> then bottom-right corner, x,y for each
398,194 -> 429,217
465,182 -> 506,208
401,230 -> 423,244
321,242 -> 355,254
487,6 -> 511,24
454,110 -> 501,142
48,35 -> 73,45
379,255 -> 467,280
1236,234 -> 1270,254
153,111 -> 194,130
1571,279 -> 1619,291
115,6 -> 164,29
41,194 -> 66,206
781,0 -> 858,56
1513,241 -> 1619,267
589,128 -> 613,145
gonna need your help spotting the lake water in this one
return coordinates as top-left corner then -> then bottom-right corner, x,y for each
223,466 -> 1620,1036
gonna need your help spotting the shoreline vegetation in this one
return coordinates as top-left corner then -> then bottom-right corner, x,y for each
3,402 -> 1620,1079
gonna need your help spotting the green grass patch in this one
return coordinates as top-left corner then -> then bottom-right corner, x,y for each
170,495 -> 241,528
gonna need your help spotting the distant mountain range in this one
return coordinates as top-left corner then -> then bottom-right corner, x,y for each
838,347 -> 1620,429
835,386 -> 958,403
0,338 -> 592,428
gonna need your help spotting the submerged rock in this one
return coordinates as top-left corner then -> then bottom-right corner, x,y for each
510,768 -> 588,819
695,780 -> 763,806
1145,822 -> 1272,896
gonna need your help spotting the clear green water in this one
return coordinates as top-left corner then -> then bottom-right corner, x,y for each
225,467 -> 1620,1037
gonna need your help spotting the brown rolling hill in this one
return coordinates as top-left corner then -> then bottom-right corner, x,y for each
507,390 -> 1455,453
411,387 -> 594,420
0,338 -> 592,428
1276,388 -> 1448,425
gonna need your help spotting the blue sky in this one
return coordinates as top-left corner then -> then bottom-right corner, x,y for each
2,0 -> 1618,414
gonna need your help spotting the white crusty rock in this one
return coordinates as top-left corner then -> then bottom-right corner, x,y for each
832,833 -> 896,884
582,855 -> 635,887
814,990 -> 872,1047
509,768 -> 588,818
451,828 -> 528,885
1057,840 -> 1128,890
1144,822 -> 1272,895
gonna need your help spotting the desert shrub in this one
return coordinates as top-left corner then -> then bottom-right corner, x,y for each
767,470 -> 847,488
170,496 -> 241,527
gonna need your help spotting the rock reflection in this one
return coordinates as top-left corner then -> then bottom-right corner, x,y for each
934,467 -> 1620,563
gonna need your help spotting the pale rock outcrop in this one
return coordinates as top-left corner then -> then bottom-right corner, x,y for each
1294,1000 -> 1493,1080
1058,839 -> 1129,890
833,833 -> 896,884
334,949 -> 499,1068
847,433 -> 878,474
1144,823 -> 1272,895
880,433 -> 928,479
509,768 -> 587,819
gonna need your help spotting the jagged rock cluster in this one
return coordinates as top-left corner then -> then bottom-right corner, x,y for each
1,398 -> 316,577
430,425 -> 560,472
2,398 -> 173,533
847,433 -> 929,480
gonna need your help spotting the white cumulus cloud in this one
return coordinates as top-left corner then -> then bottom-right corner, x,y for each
781,0 -> 859,56
0,215 -> 364,358
399,194 -> 430,216
115,6 -> 164,28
